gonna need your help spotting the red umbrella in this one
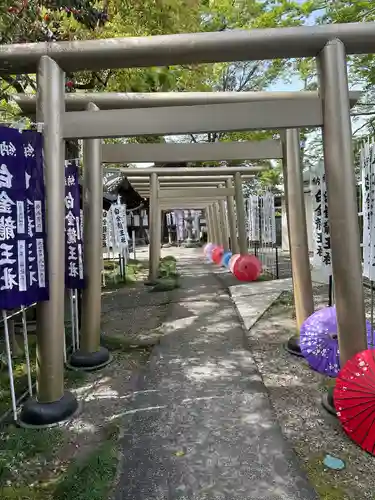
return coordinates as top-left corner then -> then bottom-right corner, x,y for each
334,349 -> 375,455
233,254 -> 262,282
229,254 -> 240,273
206,244 -> 217,263
211,246 -> 224,265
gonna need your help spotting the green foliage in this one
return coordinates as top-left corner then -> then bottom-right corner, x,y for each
158,258 -> 177,278
293,1 -> 375,142
319,1 -> 375,85
244,163 -> 282,195
53,430 -> 119,500
148,257 -> 180,291
161,256 -> 177,262
0,0 -> 320,126
0,426 -> 64,486
150,277 -> 180,292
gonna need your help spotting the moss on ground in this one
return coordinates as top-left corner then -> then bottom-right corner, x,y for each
256,274 -> 273,282
318,376 -> 336,393
0,334 -> 37,416
0,330 -> 143,499
0,426 -> 64,499
274,290 -> 294,307
102,258 -> 149,289
52,423 -> 120,500
302,454 -> 350,500
0,422 -> 120,500
145,257 -> 180,293
150,278 -> 180,292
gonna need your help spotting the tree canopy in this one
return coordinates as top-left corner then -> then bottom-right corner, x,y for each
2,0 -> 375,190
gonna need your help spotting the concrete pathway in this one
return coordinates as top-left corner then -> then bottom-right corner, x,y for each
229,278 -> 293,331
115,251 -> 318,500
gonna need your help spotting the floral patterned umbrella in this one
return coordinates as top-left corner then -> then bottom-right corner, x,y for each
334,349 -> 375,455
300,306 -> 375,378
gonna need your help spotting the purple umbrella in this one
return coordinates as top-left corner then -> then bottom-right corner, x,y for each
300,306 -> 375,378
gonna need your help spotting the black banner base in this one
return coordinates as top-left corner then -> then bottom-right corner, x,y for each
321,387 -> 337,417
68,346 -> 111,372
284,335 -> 304,357
19,391 -> 78,428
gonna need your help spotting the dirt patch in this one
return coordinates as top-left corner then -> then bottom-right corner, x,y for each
101,267 -> 173,346
246,285 -> 375,499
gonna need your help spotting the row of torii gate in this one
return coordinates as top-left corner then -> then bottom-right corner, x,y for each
2,22 -> 373,425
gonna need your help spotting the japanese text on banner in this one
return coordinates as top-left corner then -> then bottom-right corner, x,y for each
65,160 -> 84,289
111,202 -> 128,250
362,142 -> 375,280
261,193 -> 276,244
311,164 -> 331,274
248,195 -> 259,241
0,127 -> 49,309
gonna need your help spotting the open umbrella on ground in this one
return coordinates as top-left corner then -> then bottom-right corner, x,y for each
205,244 -> 217,263
229,254 -> 240,273
300,306 -> 375,378
203,242 -> 215,258
334,349 -> 375,455
211,246 -> 224,265
233,254 -> 262,282
222,251 -> 232,268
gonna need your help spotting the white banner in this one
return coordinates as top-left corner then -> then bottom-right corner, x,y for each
133,214 -> 140,227
141,209 -> 148,227
105,208 -> 113,249
261,192 -> 276,244
310,162 -> 331,273
361,142 -> 375,280
192,210 -> 201,237
112,201 -> 128,250
175,210 -> 184,240
104,202 -> 128,251
248,195 -> 259,241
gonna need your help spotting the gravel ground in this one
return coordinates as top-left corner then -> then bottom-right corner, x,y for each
246,283 -> 375,499
101,247 -> 174,344
101,286 -> 171,342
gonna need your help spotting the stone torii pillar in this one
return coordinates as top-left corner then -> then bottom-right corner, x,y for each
218,195 -> 230,251
149,173 -> 161,282
284,129 -> 314,351
69,102 -> 110,372
20,56 -> 78,427
319,40 -> 367,366
225,177 -> 239,253
234,172 -> 248,255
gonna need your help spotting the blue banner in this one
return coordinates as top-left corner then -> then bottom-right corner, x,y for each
0,126 -> 49,310
65,160 -> 84,289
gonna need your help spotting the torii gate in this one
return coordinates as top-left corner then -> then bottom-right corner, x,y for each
4,22 -> 373,425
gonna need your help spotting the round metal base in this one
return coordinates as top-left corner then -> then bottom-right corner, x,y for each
18,391 -> 78,428
67,346 -> 111,372
284,335 -> 304,357
321,387 -> 337,417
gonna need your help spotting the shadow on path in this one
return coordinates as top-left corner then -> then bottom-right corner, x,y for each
114,249 -> 318,500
